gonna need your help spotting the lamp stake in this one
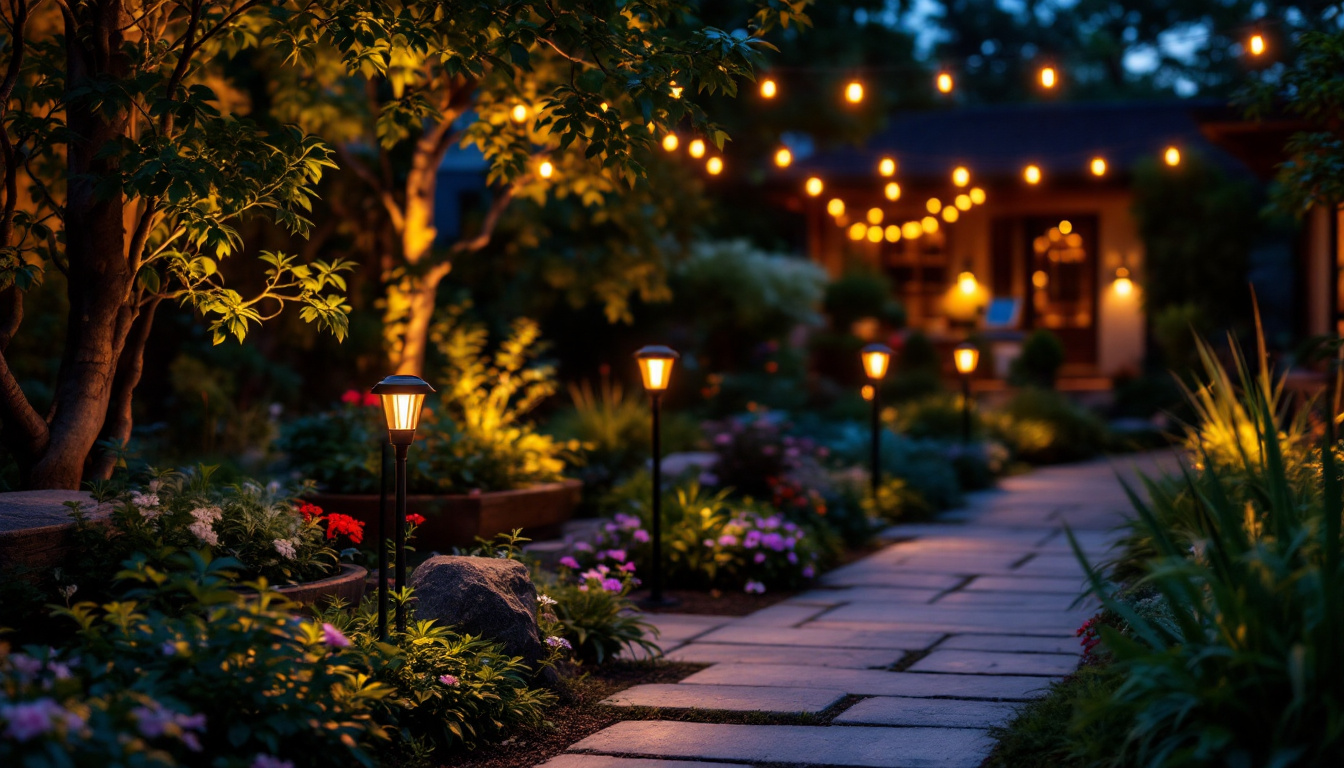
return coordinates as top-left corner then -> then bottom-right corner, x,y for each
377,441 -> 389,640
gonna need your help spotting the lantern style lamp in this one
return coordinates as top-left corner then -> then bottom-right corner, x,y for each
371,374 -> 435,635
953,343 -> 980,445
861,343 -> 893,498
634,346 -> 680,607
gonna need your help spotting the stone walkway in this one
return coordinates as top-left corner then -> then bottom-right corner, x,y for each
539,451 -> 1179,768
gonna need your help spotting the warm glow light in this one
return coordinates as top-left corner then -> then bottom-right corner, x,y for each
381,393 -> 425,433
952,167 -> 970,187
955,194 -> 971,211
1039,66 -> 1057,89
884,182 -> 901,201
1164,146 -> 1181,166
954,343 -> 980,375
845,81 -> 864,103
827,198 -> 846,217
669,80 -> 683,99
902,221 -> 923,239
761,78 -> 778,98
1090,157 -> 1107,176
775,147 -> 793,168
861,384 -> 875,401
878,157 -> 897,177
1059,220 -> 1073,235
371,375 -> 435,444
1024,164 -> 1042,184
511,104 -> 529,123
957,271 -> 978,295
689,139 -> 706,158
662,134 -> 679,152
599,102 -> 609,112
861,344 -> 893,380
937,72 -> 954,94
884,224 -> 901,242
805,177 -> 824,196
867,207 -> 884,225
866,225 -> 884,243
942,206 -> 959,223
848,222 -> 866,240
1032,270 -> 1049,288
1249,34 -> 1266,56
706,157 -> 723,175
921,216 -> 939,234
635,346 -> 680,391
969,187 -> 986,204
539,160 -> 555,179
1114,267 -> 1134,296
926,198 -> 942,214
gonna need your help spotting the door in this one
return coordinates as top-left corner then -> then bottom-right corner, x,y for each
1023,215 -> 1099,368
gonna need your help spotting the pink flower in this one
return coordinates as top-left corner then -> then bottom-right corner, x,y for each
321,623 -> 351,648
439,674 -> 459,686
619,562 -> 636,572
633,529 -> 650,543
754,552 -> 766,564
559,556 -> 580,569
744,580 -> 766,594
802,565 -> 816,578
717,534 -> 738,547
604,549 -> 627,562
601,578 -> 623,592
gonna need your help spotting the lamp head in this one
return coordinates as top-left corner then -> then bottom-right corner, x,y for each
860,343 -> 893,381
371,374 -> 435,445
954,342 -> 980,375
634,345 -> 680,392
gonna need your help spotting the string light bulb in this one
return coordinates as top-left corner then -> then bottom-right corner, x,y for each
955,194 -> 971,211
878,157 -> 897,177
866,225 -> 884,243
538,160 -> 554,179
1024,164 -> 1042,184
952,167 -> 970,187
942,206 -> 959,223
774,147 -> 793,168
1114,267 -> 1134,296
884,225 -> 901,242
845,81 -> 864,103
848,222 -> 866,240
1090,157 -> 1107,176
957,271 -> 978,295
921,216 -> 939,234
688,139 -> 706,159
761,78 -> 778,98
902,221 -> 922,239
662,134 -> 679,152
1039,66 -> 1058,89
827,198 -> 845,217
599,102 -> 609,112
706,156 -> 723,175
969,187 -> 986,204
1164,146 -> 1181,166
884,182 -> 901,201
926,198 -> 942,214
669,80 -> 683,99
867,207 -> 884,225
937,72 -> 954,94
511,104 -> 529,123
805,177 -> 824,196
1249,33 -> 1266,56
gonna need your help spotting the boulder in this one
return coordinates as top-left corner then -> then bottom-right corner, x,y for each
409,555 -> 554,681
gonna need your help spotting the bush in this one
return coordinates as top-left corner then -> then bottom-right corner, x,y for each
985,665 -> 1127,768
987,388 -> 1108,464
539,559 -> 659,665
822,271 -> 905,330
893,393 -> 981,441
1009,329 -> 1065,388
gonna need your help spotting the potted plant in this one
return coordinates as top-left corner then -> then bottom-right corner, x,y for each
279,311 -> 582,550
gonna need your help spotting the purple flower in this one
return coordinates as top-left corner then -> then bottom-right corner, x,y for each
546,636 -> 572,650
743,531 -> 761,549
601,578 -> 623,592
321,623 -> 351,648
1,698 -> 81,741
604,549 -> 627,562
802,565 -> 816,578
754,552 -> 767,564
783,537 -> 796,550
574,542 -> 594,552
762,533 -> 785,551
252,756 -> 295,768
787,552 -> 799,564
714,433 -> 732,446
619,562 -> 637,572
161,641 -> 178,656
703,538 -> 715,548
744,580 -> 766,594
559,556 -> 581,569
633,529 -> 650,543
439,674 -> 459,686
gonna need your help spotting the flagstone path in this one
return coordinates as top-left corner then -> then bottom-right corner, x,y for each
540,451 -> 1179,768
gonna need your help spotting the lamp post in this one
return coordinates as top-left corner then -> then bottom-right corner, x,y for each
953,342 -> 980,445
860,343 -> 893,498
634,345 -> 680,608
371,374 -> 435,634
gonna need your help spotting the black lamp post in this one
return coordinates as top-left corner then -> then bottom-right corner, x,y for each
953,342 -> 980,445
371,374 -> 434,634
860,343 -> 893,499
634,345 -> 679,608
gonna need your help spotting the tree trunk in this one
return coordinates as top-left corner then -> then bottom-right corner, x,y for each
87,297 -> 160,480
24,3 -> 134,489
393,263 -> 451,375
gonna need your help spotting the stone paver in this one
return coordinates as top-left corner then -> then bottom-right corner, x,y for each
835,696 -> 1022,729
569,721 -> 995,768
565,452 -> 1177,768
603,683 -> 845,713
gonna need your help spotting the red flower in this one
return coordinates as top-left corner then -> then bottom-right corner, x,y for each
326,513 -> 365,544
296,502 -> 324,521
406,513 -> 426,526
340,389 -> 362,405
362,392 -> 380,407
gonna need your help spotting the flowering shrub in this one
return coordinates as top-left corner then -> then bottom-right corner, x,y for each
701,414 -> 831,499
537,556 -> 659,664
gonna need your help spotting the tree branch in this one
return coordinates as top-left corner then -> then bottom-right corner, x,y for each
448,184 -> 516,256
0,348 -> 48,459
336,143 -> 404,231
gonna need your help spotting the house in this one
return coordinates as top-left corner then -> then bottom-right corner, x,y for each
783,100 -> 1253,383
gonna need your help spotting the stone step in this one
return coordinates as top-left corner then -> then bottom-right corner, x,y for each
665,643 -> 903,669
602,683 -> 845,714
683,663 -> 1057,701
834,696 -> 1022,729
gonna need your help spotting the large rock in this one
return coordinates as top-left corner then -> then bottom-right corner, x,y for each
409,555 -> 553,680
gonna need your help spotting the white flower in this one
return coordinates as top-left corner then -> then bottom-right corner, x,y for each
537,594 -> 557,607
131,492 -> 160,512
273,539 -> 297,560
58,585 -> 77,601
544,636 -> 571,650
189,506 -> 222,524
187,521 -> 219,546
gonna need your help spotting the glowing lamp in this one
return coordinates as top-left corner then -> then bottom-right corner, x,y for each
1114,267 -> 1134,296
937,72 -> 954,94
689,139 -> 706,159
861,384 -> 875,401
761,78 -> 778,98
538,160 -> 555,179
662,134 -> 679,152
511,104 -> 529,123
669,80 -> 683,99
706,157 -> 723,175
884,225 -> 901,242
921,216 -> 939,234
371,375 -> 435,445
957,271 -> 978,296
1090,157 -> 1107,176
861,344 -> 893,380
969,187 -> 986,204
1164,146 -> 1181,166
827,198 -> 846,217
884,182 -> 901,201
1039,66 -> 1057,89
1059,220 -> 1073,235
775,147 -> 793,168
902,221 -> 922,239
926,198 -> 942,214
952,167 -> 970,187
634,345 -> 679,392
1249,34 -> 1266,56
1024,165 -> 1042,184
848,222 -> 866,240
953,343 -> 980,375
866,225 -> 883,243
878,157 -> 896,177
845,81 -> 864,103
867,208 -> 884,225
942,206 -> 959,223
805,177 -> 823,196
599,102 -> 609,112
955,194 -> 971,211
